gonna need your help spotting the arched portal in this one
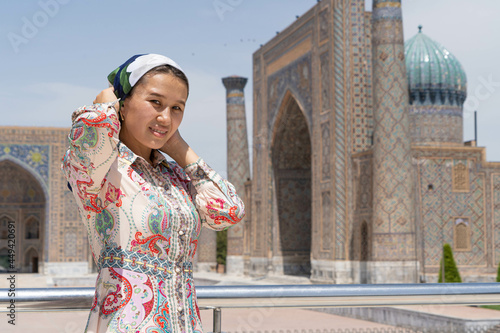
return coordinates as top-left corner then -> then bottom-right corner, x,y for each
0,248 -> 9,272
271,94 -> 312,276
360,221 -> 369,284
0,160 -> 45,273
360,221 -> 369,261
25,247 -> 39,273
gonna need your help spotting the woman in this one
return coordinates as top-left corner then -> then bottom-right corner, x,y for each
62,54 -> 244,333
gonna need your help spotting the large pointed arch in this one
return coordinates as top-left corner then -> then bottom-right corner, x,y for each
270,92 -> 312,276
270,89 -> 312,144
0,155 -> 49,201
0,159 -> 46,273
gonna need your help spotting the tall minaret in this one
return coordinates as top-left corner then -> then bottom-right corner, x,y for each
371,0 -> 417,283
222,76 -> 250,274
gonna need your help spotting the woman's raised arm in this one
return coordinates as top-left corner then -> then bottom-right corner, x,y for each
61,88 -> 121,213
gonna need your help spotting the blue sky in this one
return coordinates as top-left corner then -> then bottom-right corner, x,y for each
1,0 -> 499,177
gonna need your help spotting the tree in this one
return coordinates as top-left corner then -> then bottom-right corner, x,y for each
438,243 -> 462,283
216,229 -> 227,266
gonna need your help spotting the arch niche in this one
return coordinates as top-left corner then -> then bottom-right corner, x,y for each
271,93 -> 312,276
0,160 -> 45,273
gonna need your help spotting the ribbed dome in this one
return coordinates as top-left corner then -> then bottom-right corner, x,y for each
405,26 -> 467,106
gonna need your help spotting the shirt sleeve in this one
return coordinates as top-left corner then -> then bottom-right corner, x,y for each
183,158 -> 245,231
61,103 -> 121,213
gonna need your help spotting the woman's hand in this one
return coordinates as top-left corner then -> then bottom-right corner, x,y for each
93,87 -> 119,110
161,130 -> 199,168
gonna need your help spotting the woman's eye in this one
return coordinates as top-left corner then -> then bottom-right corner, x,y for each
150,100 -> 161,105
173,106 -> 183,112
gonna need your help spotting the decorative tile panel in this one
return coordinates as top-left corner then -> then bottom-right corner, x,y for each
333,0 -> 347,260
267,54 -> 312,136
0,144 -> 50,189
371,0 -> 415,261
419,158 -> 485,267
321,191 -> 332,252
321,121 -> 331,180
320,51 -> 331,112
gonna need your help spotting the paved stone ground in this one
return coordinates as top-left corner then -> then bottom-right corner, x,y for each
395,305 -> 500,320
0,308 -> 398,333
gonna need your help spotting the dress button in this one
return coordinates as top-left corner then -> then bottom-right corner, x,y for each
158,181 -> 163,186
175,266 -> 181,273
178,306 -> 183,312
178,230 -> 185,236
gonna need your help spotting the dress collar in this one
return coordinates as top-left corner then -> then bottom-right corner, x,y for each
118,141 -> 167,167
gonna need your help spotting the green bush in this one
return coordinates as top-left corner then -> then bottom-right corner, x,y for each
216,229 -> 227,266
497,261 -> 500,282
438,243 -> 462,283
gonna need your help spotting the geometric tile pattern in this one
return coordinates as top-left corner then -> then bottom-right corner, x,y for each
223,77 -> 251,259
409,106 -> 463,144
363,11 -> 374,149
357,157 -> 373,211
333,0 -> 347,260
350,0 -> 372,153
321,191 -> 332,252
64,228 -> 77,257
0,144 -> 50,189
277,178 -> 312,253
321,121 -> 331,180
63,190 -> 79,221
253,83 -> 262,190
418,158 -> 485,267
253,201 -> 261,252
267,54 -> 313,138
371,0 -> 415,261
491,174 -> 500,266
320,51 -> 331,113
319,9 -> 329,43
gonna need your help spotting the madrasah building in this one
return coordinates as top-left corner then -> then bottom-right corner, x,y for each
1,0 -> 499,284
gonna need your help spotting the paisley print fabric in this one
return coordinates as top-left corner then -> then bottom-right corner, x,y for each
61,103 -> 244,333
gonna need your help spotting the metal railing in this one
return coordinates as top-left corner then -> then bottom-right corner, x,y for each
1,283 -> 500,333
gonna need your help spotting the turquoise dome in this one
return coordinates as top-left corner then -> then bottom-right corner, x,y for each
405,26 -> 467,106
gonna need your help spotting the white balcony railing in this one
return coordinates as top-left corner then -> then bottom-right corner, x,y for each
1,283 -> 500,333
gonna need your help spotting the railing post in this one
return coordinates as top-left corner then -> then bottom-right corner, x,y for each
213,307 -> 222,333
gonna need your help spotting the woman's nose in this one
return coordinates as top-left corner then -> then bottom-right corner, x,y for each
157,108 -> 171,123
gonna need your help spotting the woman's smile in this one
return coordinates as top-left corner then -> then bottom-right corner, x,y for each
149,126 -> 168,137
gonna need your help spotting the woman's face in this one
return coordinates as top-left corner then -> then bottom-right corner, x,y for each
119,73 -> 188,162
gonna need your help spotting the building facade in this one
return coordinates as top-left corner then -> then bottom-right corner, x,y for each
0,127 -> 91,276
245,0 -> 500,283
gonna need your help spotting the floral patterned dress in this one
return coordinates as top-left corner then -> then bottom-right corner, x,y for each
61,103 -> 244,333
